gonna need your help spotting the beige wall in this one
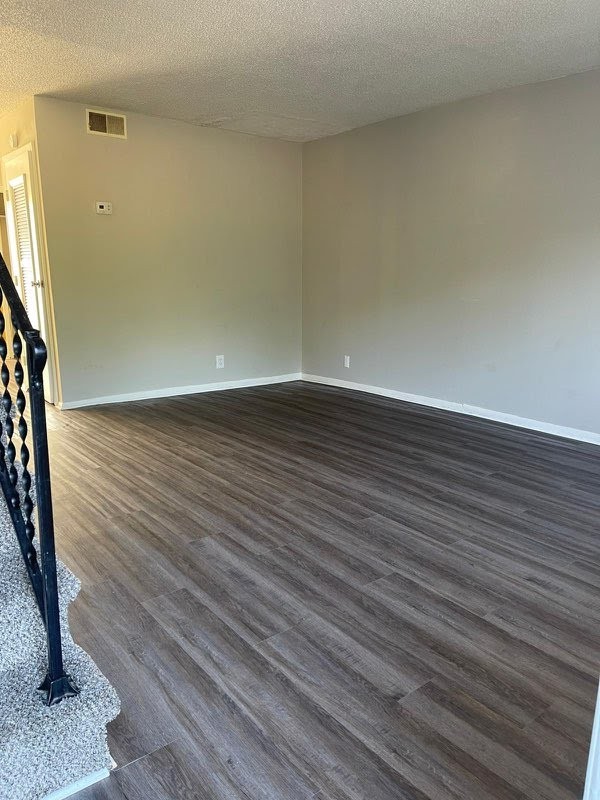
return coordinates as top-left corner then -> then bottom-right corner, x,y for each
34,96 -> 302,405
0,99 -> 36,266
30,71 -> 600,434
0,99 -> 37,348
302,69 -> 600,435
0,98 -> 36,161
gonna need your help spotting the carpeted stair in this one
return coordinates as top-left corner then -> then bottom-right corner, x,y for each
0,485 -> 120,799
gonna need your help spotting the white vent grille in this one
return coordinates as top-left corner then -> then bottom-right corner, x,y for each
86,109 -> 127,139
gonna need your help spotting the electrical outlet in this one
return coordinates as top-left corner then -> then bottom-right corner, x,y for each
344,355 -> 350,368
216,354 -> 224,369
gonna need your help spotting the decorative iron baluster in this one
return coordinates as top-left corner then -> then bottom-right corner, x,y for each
13,326 -> 35,562
0,288 -> 6,470
2,324 -> 17,494
0,292 -> 40,580
0,300 -> 17,504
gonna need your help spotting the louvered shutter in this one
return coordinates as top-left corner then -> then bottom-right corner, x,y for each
10,178 -> 40,329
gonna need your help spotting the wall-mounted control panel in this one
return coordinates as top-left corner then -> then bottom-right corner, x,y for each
95,201 -> 113,215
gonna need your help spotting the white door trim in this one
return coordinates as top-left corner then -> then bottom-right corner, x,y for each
1,143 -> 60,405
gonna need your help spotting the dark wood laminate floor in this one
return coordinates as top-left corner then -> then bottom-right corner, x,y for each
46,381 -> 599,800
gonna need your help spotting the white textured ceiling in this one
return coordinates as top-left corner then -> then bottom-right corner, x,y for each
1,0 -> 600,140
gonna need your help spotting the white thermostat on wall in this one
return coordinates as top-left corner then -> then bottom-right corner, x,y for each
95,201 -> 112,215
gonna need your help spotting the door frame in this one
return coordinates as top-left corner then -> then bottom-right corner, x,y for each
1,143 -> 60,405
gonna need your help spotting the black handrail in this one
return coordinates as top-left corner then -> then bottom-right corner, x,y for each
0,249 -> 77,705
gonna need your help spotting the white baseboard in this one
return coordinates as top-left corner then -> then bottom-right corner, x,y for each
43,767 -> 110,800
302,374 -> 600,446
57,369 -> 600,445
584,680 -> 600,800
58,373 -> 302,410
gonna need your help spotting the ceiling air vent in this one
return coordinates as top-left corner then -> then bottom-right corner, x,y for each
86,109 -> 127,139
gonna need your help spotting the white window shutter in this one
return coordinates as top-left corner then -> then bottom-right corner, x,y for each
11,179 -> 40,329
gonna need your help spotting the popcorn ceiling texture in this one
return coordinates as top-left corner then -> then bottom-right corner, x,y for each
1,0 -> 600,140
0,487 -> 120,799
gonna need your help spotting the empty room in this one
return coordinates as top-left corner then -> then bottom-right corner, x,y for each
0,1 -> 599,799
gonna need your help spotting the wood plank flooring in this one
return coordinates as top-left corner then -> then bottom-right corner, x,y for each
44,381 -> 599,799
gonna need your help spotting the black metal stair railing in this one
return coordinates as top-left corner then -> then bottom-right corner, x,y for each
0,249 -> 78,705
